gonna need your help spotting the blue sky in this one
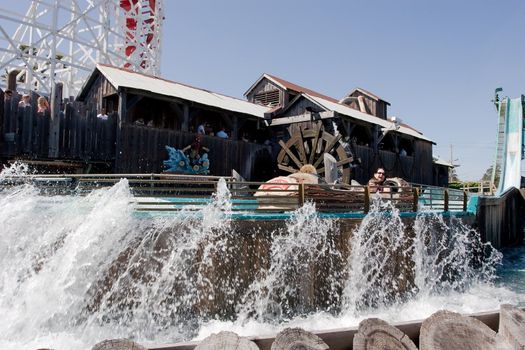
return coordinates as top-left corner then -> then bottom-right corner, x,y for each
162,0 -> 525,180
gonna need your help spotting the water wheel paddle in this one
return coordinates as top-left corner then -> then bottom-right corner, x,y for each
276,125 -> 353,183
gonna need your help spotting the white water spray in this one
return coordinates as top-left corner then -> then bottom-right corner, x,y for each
343,197 -> 413,312
0,177 -> 522,349
236,203 -> 339,323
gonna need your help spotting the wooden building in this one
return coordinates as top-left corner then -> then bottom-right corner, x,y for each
245,74 -> 436,185
433,157 -> 453,187
34,64 -> 271,179
340,87 -> 390,120
1,66 -> 440,185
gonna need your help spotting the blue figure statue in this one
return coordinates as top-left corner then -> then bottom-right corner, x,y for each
163,135 -> 210,175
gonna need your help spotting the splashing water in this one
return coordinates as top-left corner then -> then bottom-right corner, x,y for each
0,161 -> 31,178
343,197 -> 414,312
412,210 -> 502,295
0,180 -> 523,349
235,203 -> 340,323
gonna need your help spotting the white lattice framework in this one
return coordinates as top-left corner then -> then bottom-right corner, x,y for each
0,0 -> 164,97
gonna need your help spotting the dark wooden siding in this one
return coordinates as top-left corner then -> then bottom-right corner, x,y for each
246,79 -> 285,106
81,74 -> 117,113
116,125 -> 271,179
477,188 -> 524,248
1,93 -> 270,179
344,91 -> 388,119
1,95 -> 117,163
352,140 -> 432,185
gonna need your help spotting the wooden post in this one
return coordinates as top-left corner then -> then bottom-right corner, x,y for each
182,104 -> 189,132
115,88 -> 127,172
7,70 -> 18,91
48,83 -> 63,158
413,187 -> 419,212
150,173 -> 154,195
463,190 -> 468,212
364,187 -> 370,213
232,115 -> 239,140
0,90 -> 3,151
372,125 -> 379,154
298,183 -> 305,207
21,105 -> 33,153
444,189 -> 449,212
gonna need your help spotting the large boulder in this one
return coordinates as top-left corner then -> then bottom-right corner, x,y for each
498,304 -> 525,349
353,318 -> 417,350
92,338 -> 147,350
271,327 -> 329,350
194,331 -> 259,350
420,310 -> 509,350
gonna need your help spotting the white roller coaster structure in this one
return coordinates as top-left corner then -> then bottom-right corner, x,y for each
0,0 -> 164,97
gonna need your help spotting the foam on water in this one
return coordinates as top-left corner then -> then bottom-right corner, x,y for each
0,167 -> 523,349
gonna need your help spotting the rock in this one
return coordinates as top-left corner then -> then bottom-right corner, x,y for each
194,331 -> 259,350
271,327 -> 329,350
420,310 -> 509,350
498,304 -> 525,349
92,338 -> 147,350
353,318 -> 417,350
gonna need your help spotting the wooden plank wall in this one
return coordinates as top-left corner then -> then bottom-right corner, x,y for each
117,125 -> 271,179
0,91 -> 116,163
57,104 -> 116,161
1,88 -> 268,178
477,188 -> 525,248
1,98 -> 51,158
353,142 -> 431,185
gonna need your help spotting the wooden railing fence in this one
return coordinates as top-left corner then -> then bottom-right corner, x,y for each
0,173 -> 469,214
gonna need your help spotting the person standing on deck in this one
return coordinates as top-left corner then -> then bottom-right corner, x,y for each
37,96 -> 50,114
216,127 -> 229,139
197,123 -> 205,135
18,94 -> 31,108
97,108 -> 109,120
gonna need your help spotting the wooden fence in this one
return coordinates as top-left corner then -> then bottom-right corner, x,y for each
116,125 -> 272,179
476,187 -> 525,248
57,103 -> 117,161
1,91 -> 271,178
1,92 -> 116,162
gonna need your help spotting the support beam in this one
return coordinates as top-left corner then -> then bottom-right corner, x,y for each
115,88 -> 127,172
182,104 -> 189,132
48,82 -> 62,158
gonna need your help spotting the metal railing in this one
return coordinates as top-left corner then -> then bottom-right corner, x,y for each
0,174 -> 469,214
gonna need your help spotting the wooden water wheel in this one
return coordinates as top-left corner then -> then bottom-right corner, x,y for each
276,124 -> 353,183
